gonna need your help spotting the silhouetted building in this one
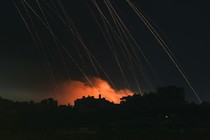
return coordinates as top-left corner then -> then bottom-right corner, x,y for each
120,86 -> 186,110
74,94 -> 114,111
59,104 -> 72,111
157,86 -> 186,105
40,98 -> 58,108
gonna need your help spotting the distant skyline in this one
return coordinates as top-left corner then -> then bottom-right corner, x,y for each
0,0 -> 210,103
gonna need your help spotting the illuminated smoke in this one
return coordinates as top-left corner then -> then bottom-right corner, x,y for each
59,77 -> 133,105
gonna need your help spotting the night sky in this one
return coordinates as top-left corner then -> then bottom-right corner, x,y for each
1,0 -> 210,104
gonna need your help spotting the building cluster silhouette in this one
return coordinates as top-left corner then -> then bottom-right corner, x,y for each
0,86 -> 210,139
74,94 -> 114,111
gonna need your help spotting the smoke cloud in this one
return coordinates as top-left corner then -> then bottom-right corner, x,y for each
58,77 -> 133,105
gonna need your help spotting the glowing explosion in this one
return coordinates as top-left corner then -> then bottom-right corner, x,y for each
59,77 -> 133,105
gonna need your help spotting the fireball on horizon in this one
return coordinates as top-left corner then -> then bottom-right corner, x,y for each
58,77 -> 134,105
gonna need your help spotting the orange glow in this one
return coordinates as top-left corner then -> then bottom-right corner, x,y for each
58,77 -> 133,105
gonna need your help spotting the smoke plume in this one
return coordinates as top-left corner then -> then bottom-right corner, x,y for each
58,77 -> 133,105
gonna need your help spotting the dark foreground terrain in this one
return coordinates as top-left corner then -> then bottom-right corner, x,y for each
0,86 -> 210,139
1,134 -> 210,140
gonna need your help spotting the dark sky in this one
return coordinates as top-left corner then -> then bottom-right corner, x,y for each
0,0 -> 210,103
